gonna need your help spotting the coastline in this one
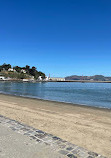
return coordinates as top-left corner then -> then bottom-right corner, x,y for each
0,92 -> 111,111
0,93 -> 111,157
1,79 -> 111,83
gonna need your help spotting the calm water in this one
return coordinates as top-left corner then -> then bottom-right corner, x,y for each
0,81 -> 111,109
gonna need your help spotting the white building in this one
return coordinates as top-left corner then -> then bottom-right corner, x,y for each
21,69 -> 26,73
30,76 -> 34,80
50,77 -> 65,81
29,76 -> 35,81
8,68 -> 16,72
23,79 -> 29,82
38,76 -> 42,81
0,76 -> 5,80
44,76 -> 49,81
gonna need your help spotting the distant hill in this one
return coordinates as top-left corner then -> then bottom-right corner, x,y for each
65,75 -> 111,81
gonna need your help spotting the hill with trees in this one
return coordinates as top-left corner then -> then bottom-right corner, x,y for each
0,63 -> 45,80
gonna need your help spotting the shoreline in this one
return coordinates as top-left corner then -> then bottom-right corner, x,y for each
0,93 -> 111,157
0,92 -> 111,111
1,80 -> 111,83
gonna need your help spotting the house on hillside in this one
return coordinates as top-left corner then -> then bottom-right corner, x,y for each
38,76 -> 42,81
21,69 -> 26,73
8,68 -> 16,72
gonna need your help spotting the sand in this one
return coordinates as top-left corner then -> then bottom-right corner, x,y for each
0,94 -> 111,157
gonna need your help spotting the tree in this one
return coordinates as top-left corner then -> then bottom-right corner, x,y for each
2,63 -> 11,70
0,63 -> 46,80
32,66 -> 36,71
38,71 -> 45,79
25,65 -> 30,73
13,66 -> 21,73
29,66 -> 37,77
0,67 -> 2,72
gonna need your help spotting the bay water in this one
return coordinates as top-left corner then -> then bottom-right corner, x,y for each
0,81 -> 111,109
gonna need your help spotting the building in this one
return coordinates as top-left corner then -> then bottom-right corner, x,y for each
0,76 -> 5,80
44,76 -> 49,81
29,76 -> 35,81
50,77 -> 65,81
23,79 -> 29,82
30,76 -> 34,80
38,76 -> 42,81
21,69 -> 26,73
8,68 -> 16,72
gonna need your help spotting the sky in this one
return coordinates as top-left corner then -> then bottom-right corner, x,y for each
0,0 -> 111,77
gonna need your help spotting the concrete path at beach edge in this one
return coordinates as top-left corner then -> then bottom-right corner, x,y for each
0,124 -> 66,158
0,115 -> 106,158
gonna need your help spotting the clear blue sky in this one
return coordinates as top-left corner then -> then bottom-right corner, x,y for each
0,0 -> 111,77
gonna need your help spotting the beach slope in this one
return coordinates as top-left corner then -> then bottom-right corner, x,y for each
0,94 -> 111,157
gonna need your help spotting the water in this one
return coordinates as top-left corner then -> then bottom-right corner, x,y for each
0,81 -> 111,109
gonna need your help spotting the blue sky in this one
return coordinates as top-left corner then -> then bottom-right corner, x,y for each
0,0 -> 111,77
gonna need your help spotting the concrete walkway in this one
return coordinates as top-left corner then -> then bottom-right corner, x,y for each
0,124 -> 66,158
0,115 -> 106,158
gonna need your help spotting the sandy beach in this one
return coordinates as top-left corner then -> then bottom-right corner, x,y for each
0,94 -> 111,157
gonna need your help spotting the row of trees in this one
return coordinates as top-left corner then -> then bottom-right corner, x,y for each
0,63 -> 45,79
0,63 -> 11,71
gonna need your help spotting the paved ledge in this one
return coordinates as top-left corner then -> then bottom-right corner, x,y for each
0,115 -> 106,158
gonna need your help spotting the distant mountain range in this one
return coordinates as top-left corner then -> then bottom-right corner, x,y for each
65,75 -> 111,81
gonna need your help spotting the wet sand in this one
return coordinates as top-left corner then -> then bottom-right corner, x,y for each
0,94 -> 111,157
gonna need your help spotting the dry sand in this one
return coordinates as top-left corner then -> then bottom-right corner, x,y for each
0,94 -> 111,157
